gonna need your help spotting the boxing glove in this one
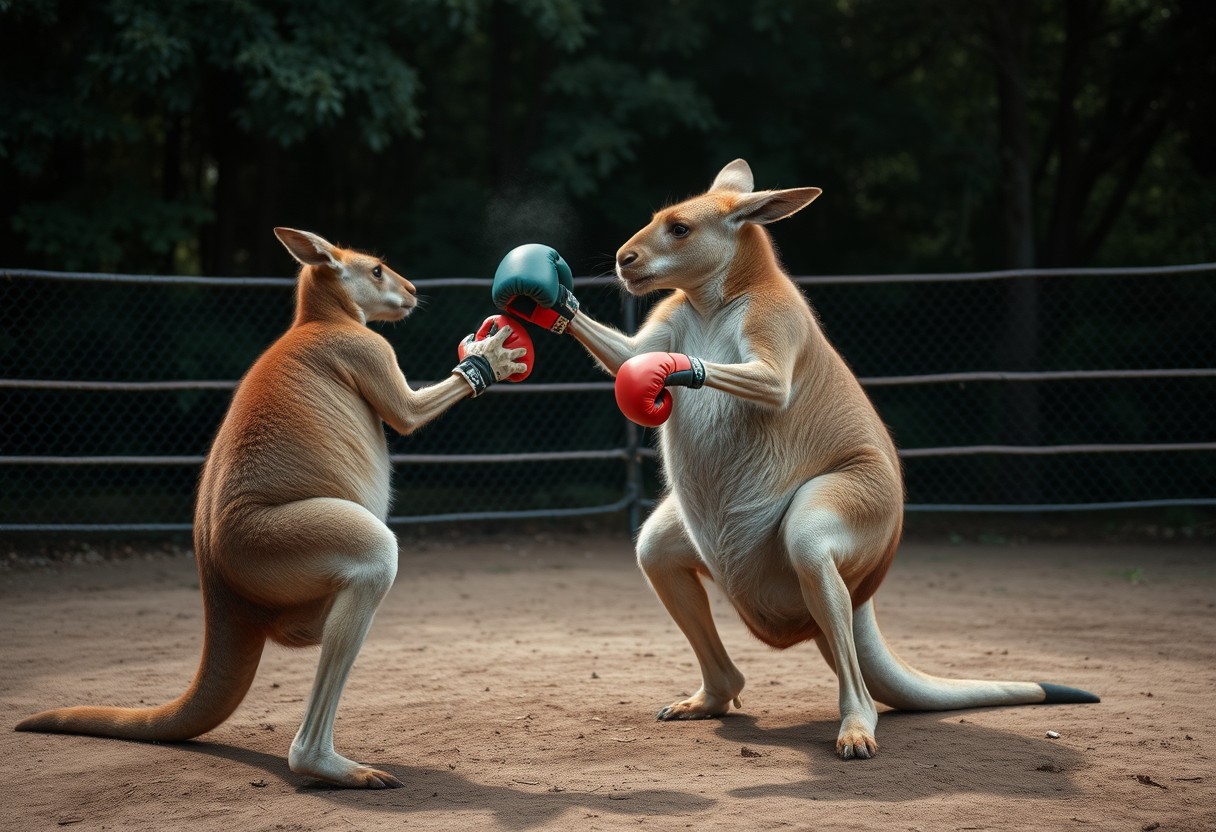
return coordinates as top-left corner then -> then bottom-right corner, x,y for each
615,352 -> 707,427
453,316 -> 533,396
491,244 -> 579,334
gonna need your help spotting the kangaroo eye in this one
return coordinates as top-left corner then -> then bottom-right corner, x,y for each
372,265 -> 383,279
670,223 -> 690,238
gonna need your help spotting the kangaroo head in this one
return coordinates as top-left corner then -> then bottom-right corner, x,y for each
274,227 -> 417,324
614,159 -> 821,298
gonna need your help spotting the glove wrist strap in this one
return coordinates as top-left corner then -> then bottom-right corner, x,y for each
667,355 -> 707,389
550,285 -> 580,334
454,355 -> 495,397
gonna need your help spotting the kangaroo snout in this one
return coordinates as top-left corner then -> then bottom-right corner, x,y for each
617,250 -> 639,268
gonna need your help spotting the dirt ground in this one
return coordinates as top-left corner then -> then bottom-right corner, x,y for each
2,532 -> 1214,832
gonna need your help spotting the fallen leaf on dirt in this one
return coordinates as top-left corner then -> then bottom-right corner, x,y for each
56,819 -> 84,827
1142,823 -> 1160,831
250,779 -> 267,788
1036,764 -> 1063,773
1134,774 -> 1168,789
740,747 -> 761,758
612,736 -> 637,743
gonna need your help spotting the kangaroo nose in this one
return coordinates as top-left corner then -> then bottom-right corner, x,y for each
618,251 -> 639,268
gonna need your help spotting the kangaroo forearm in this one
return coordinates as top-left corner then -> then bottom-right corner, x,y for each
567,314 -> 637,375
390,375 -> 470,434
702,361 -> 790,408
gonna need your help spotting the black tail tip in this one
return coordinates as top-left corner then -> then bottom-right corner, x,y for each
1038,682 -> 1100,704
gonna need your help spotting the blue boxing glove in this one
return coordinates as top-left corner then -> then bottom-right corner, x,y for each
491,244 -> 579,334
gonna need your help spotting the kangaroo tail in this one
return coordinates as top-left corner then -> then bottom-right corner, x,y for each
853,600 -> 1099,711
15,581 -> 265,742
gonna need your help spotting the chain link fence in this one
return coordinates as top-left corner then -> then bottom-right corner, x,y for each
2,264 -> 1214,533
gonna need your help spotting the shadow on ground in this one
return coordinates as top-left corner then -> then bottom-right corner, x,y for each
713,709 -> 1086,802
187,740 -> 715,829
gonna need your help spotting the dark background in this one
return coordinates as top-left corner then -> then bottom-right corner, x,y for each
3,0 -> 1214,277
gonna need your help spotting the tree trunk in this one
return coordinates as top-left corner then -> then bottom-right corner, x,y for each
989,0 -> 1035,270
1040,0 -> 1098,268
487,0 -> 514,190
987,0 -> 1041,504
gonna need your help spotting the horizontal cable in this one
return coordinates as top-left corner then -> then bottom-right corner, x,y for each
7,263 -> 1214,289
0,455 -> 208,466
483,381 -> 613,394
0,449 -> 630,466
639,443 -> 1216,460
792,261 -> 1216,286
898,442 -> 1216,458
0,379 -> 615,393
0,498 -> 637,533
2,268 -> 295,287
905,498 -> 1216,513
390,450 -> 627,464
0,379 -> 239,392
0,522 -> 196,533
639,497 -> 1216,513
858,368 -> 1216,386
386,496 -> 635,525
6,368 -> 1212,393
6,443 -> 1212,467
1,268 -> 619,290
4,495 -> 1212,533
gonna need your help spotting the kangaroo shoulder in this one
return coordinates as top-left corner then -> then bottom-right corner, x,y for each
311,323 -> 395,371
740,279 -> 814,354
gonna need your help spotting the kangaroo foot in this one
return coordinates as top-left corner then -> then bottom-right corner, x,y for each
289,747 -> 403,789
656,683 -> 744,721
835,714 -> 878,760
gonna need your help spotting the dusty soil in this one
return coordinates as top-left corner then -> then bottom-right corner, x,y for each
2,533 -> 1214,831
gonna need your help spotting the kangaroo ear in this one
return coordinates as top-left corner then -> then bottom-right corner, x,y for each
710,159 -> 755,194
726,187 -> 822,226
274,227 -> 341,269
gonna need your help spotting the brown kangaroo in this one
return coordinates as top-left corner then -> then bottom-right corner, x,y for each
16,227 -> 528,787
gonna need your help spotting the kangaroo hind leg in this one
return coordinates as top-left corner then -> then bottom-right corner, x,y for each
226,498 -> 402,788
783,473 -> 897,760
639,497 -> 745,721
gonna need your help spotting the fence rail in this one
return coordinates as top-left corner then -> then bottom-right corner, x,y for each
2,262 -> 1213,533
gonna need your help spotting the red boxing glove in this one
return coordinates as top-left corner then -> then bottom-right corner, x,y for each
614,352 -> 707,427
458,314 -> 535,382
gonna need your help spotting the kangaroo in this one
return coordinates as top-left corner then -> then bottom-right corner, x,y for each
565,160 -> 1098,759
16,228 -> 528,787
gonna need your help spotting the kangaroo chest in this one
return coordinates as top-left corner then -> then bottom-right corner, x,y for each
659,303 -> 791,572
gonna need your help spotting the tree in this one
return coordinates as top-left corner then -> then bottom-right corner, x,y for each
1,0 -> 1213,277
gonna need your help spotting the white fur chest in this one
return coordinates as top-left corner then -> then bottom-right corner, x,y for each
659,301 -> 790,578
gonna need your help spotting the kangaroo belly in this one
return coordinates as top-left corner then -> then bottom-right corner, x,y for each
663,383 -> 791,553
662,394 -> 817,646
